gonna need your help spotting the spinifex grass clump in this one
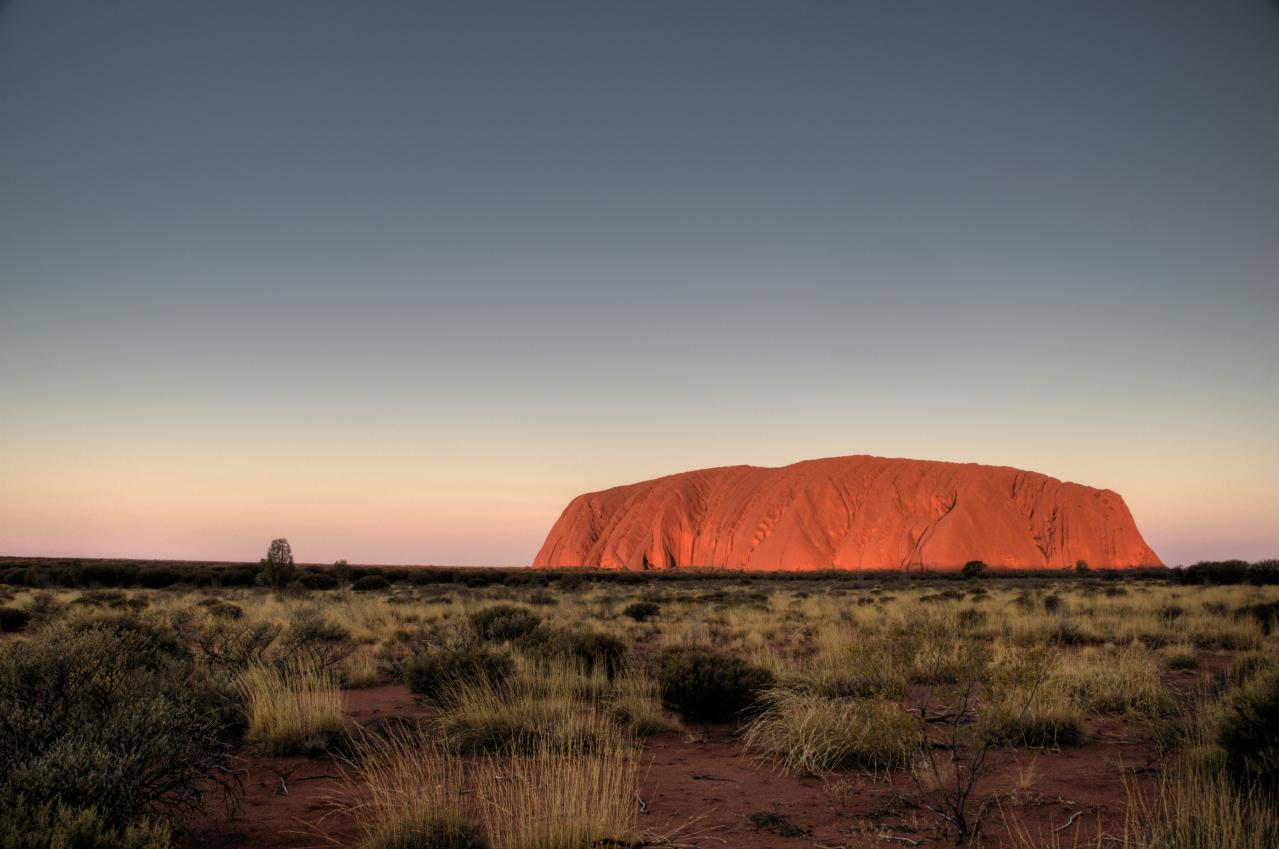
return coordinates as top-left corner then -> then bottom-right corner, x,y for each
808,630 -> 909,698
437,678 -> 624,756
238,663 -> 344,755
744,689 -> 920,773
515,628 -> 629,679
1124,766 -> 1279,849
1051,643 -> 1170,716
608,668 -> 680,736
405,647 -> 513,704
474,746 -> 641,849
980,648 -> 1085,747
339,726 -> 486,849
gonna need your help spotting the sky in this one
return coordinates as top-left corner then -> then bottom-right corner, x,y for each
1,1 -> 1277,567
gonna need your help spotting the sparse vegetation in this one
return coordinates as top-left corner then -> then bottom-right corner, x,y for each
1,559 -> 1276,848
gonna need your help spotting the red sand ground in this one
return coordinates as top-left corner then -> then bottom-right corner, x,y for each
182,682 -> 1175,849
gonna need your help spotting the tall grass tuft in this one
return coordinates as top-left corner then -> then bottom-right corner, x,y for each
744,688 -> 920,773
238,664 -> 344,755
474,747 -> 640,849
339,725 -> 485,849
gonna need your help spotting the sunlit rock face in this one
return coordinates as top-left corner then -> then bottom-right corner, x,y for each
532,456 -> 1163,571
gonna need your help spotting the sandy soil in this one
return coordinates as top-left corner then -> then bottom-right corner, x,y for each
181,682 -> 1170,849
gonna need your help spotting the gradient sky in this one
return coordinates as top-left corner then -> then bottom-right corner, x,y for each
2,1 -> 1277,567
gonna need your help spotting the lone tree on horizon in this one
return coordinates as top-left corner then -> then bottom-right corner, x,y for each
261,538 -> 294,588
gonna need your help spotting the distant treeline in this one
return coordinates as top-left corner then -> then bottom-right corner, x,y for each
0,556 -> 1273,589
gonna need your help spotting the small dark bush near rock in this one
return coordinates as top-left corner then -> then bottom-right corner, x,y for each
468,604 -> 541,642
1042,594 -> 1063,614
0,623 -> 232,830
0,795 -> 172,849
1219,668 -> 1279,791
0,606 -> 29,632
622,601 -> 661,622
405,648 -> 513,704
516,628 -> 629,678
352,574 -> 390,592
658,646 -> 774,721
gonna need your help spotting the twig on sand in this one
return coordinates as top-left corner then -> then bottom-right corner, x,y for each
1054,810 -> 1084,833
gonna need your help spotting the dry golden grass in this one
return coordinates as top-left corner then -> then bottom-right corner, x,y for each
1051,643 -> 1170,716
238,663 -> 344,755
744,688 -> 920,773
474,747 -> 641,849
608,669 -> 680,736
336,724 -> 482,849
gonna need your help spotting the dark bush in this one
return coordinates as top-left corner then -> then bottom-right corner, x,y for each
962,560 -> 986,578
1235,601 -> 1279,636
352,574 -> 391,592
658,646 -> 774,721
0,795 -> 172,849
0,623 -> 232,829
0,607 -> 29,633
196,598 -> 243,620
468,605 -> 541,642
405,648 -> 513,704
276,608 -> 355,672
515,628 -> 629,678
217,568 -> 259,587
1042,594 -> 1063,614
297,571 -> 338,590
1218,669 -> 1279,790
137,568 -> 179,589
622,601 -> 661,622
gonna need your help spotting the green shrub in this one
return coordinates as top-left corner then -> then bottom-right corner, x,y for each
622,601 -> 661,622
0,607 -> 29,632
658,647 -> 774,721
469,605 -> 541,642
1218,669 -> 1279,790
0,624 -> 231,828
515,628 -> 629,678
405,648 -> 513,704
0,795 -> 172,849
